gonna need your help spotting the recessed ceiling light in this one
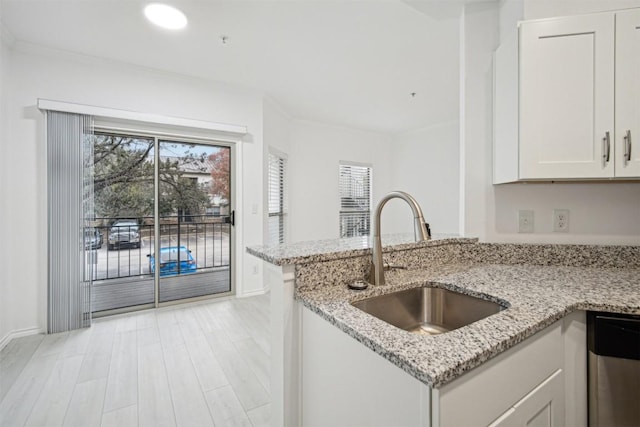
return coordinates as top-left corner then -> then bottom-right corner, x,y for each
144,3 -> 187,30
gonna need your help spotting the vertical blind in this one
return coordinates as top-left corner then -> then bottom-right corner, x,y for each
339,163 -> 372,238
47,111 -> 94,333
268,152 -> 286,245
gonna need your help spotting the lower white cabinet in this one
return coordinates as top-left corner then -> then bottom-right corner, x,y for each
300,305 -> 431,426
488,369 -> 564,427
434,316 -> 564,427
300,305 -> 586,427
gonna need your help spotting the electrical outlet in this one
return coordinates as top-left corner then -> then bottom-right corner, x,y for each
518,210 -> 534,233
553,209 -> 570,232
252,265 -> 259,275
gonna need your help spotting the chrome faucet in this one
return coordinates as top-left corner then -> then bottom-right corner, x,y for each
368,191 -> 430,286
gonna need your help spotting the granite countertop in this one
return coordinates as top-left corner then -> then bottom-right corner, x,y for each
296,262 -> 640,388
247,234 -> 473,265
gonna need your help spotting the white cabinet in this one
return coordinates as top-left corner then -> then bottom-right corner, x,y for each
615,8 -> 640,177
300,305 -> 431,426
434,318 -> 564,427
493,8 -> 640,182
519,13 -> 614,180
488,369 -> 564,427
300,305 -> 587,427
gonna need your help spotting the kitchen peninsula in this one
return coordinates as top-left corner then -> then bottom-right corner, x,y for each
248,236 -> 640,427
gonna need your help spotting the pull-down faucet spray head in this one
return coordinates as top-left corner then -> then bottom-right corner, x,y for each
368,191 -> 429,286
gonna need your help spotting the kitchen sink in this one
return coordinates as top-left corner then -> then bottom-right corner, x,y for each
351,285 -> 507,335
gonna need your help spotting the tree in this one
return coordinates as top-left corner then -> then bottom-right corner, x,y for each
92,135 -> 155,219
158,158 -> 211,219
92,134 -> 212,220
209,148 -> 230,202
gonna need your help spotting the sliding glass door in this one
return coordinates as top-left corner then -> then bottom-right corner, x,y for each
157,140 -> 232,303
90,133 -> 156,312
89,132 -> 233,314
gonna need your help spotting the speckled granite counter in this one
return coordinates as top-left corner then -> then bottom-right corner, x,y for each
246,234 -> 473,265
248,238 -> 640,388
297,263 -> 640,387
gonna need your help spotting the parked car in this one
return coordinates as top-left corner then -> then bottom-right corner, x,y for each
84,228 -> 103,249
147,246 -> 197,276
108,220 -> 140,250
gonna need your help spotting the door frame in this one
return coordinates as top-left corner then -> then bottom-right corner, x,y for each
92,119 -> 240,312
153,135 -> 236,308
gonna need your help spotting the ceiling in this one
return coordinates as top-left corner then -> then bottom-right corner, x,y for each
1,0 -> 463,134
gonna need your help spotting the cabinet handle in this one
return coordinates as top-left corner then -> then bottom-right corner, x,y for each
624,130 -> 632,164
603,131 -> 611,164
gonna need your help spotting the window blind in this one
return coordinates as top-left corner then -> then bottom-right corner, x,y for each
339,163 -> 372,238
268,152 -> 286,245
47,111 -> 94,333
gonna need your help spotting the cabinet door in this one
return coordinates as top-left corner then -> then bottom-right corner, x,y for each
615,8 -> 640,177
488,369 -> 564,427
519,13 -> 615,179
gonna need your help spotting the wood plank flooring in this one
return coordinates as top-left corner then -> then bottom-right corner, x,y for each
0,293 -> 271,427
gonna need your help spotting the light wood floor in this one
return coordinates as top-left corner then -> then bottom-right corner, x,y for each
0,293 -> 271,427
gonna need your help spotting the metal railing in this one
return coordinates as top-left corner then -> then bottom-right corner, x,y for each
85,215 -> 231,281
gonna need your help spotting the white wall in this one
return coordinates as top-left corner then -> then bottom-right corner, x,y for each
492,183 -> 640,243
385,121 -> 460,235
0,6 -> 18,345
460,2 -> 499,241
264,105 -> 460,243
499,0 -> 524,40
1,43 -> 267,343
462,0 -> 640,245
261,98 -> 292,291
288,120 -> 394,242
262,97 -> 292,244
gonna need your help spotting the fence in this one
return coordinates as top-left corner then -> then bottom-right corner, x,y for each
85,215 -> 231,281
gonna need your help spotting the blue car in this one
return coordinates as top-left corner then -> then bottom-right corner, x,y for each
148,246 -> 197,276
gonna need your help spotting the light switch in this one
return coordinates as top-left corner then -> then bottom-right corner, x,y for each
518,210 -> 534,233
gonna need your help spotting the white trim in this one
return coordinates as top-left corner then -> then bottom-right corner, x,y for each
234,140 -> 245,297
0,327 -> 44,351
37,99 -> 248,136
94,122 -> 242,145
268,146 -> 289,160
236,288 -> 268,298
339,159 -> 374,168
458,5 -> 467,238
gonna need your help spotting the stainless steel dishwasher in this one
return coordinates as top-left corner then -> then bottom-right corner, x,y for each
587,311 -> 640,427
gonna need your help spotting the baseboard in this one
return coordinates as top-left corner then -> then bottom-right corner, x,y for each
237,288 -> 268,298
0,327 -> 44,351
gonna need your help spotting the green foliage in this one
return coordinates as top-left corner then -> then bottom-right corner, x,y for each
92,134 -> 212,220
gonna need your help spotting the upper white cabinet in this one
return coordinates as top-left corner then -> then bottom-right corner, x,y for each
520,13 -> 614,179
493,8 -> 640,183
615,8 -> 640,177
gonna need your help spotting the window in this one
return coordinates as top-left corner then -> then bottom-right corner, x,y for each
339,162 -> 372,238
268,150 -> 287,245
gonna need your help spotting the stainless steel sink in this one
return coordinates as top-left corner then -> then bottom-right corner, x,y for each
351,286 -> 506,335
